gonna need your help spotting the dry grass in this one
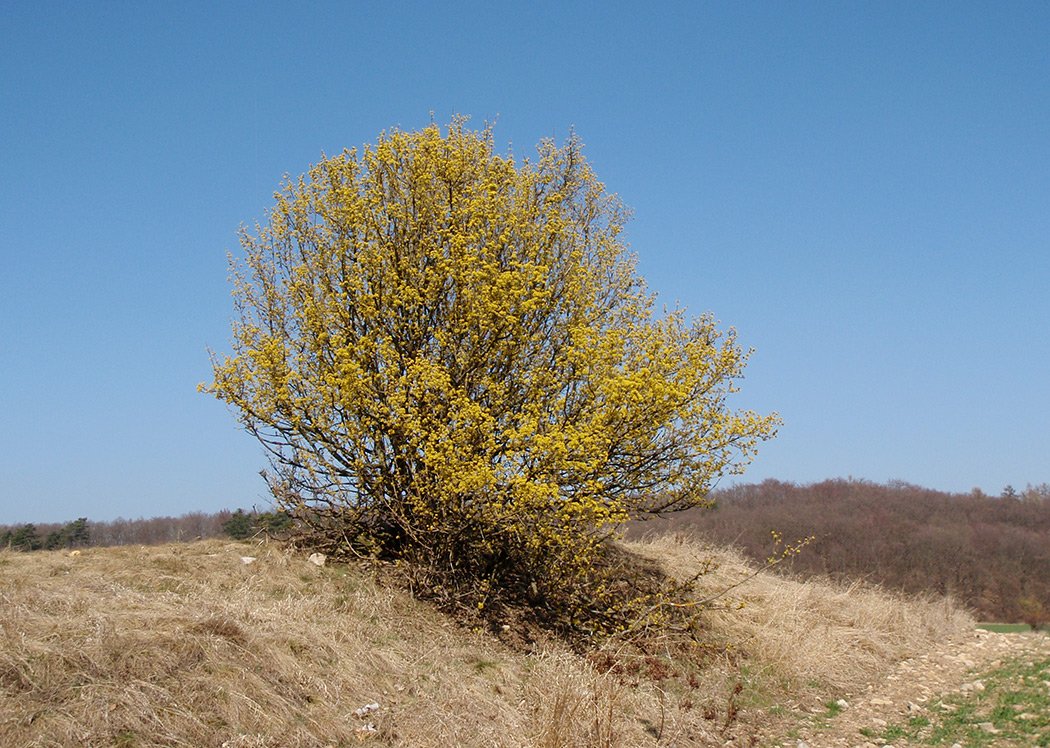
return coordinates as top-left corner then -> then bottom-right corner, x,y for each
631,534 -> 974,702
0,534 -> 973,747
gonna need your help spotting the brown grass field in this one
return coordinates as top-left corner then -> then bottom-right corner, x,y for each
0,535 -> 973,747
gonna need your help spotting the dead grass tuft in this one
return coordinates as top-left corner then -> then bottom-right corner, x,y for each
190,615 -> 249,646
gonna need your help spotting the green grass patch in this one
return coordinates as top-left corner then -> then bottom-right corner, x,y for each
822,700 -> 845,718
977,622 -> 1040,634
796,698 -> 849,732
860,656 -> 1050,746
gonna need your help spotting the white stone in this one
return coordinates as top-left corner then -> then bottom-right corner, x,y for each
308,552 -> 326,567
353,702 -> 380,718
240,556 -> 257,565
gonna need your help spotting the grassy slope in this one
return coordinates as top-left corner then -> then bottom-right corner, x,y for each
0,536 -> 973,747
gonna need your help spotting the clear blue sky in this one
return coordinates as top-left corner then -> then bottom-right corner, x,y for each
2,2 -> 1047,524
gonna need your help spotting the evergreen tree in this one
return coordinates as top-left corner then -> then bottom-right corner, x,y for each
44,529 -> 67,550
222,509 -> 255,540
10,524 -> 41,552
66,518 -> 90,546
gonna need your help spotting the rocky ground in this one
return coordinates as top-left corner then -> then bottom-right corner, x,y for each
777,630 -> 1050,748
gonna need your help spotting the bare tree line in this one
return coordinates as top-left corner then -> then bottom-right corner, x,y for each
641,478 -> 1050,622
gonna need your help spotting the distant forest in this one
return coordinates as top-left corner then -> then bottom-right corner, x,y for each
636,479 -> 1050,623
0,508 -> 291,552
0,512 -> 231,551
5,479 -> 1049,623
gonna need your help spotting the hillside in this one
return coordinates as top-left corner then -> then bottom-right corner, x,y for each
641,479 -> 1050,623
0,536 -> 981,747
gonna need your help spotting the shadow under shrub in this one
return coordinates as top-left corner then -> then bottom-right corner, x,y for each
291,500 -> 713,650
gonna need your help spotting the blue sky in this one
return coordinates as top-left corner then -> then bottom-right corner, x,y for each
2,2 -> 1047,524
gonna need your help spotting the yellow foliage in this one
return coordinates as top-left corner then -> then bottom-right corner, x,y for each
203,118 -> 778,630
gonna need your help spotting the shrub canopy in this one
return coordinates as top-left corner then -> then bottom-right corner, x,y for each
206,120 -> 777,624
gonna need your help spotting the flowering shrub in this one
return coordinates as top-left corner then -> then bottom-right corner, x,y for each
204,119 -> 777,633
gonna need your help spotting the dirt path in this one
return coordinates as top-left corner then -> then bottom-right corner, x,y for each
779,629 -> 1050,748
